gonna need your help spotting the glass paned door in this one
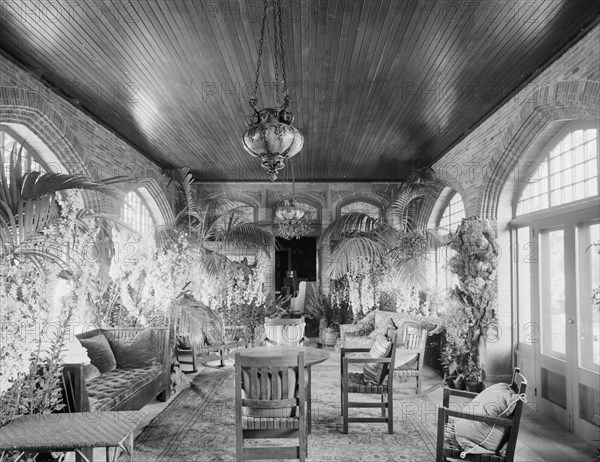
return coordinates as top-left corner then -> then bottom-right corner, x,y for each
575,220 -> 600,439
532,212 -> 600,441
540,229 -> 566,358
536,226 -> 569,426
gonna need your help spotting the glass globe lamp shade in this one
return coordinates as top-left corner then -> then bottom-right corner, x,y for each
242,108 -> 304,181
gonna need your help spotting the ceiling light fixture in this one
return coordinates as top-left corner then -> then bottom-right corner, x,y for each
275,161 -> 310,239
242,0 -> 303,182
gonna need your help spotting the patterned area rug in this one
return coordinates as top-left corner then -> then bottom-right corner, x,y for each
123,359 -> 437,462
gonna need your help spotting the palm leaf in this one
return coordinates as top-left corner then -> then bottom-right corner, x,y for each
169,168 -> 196,218
328,236 -> 384,279
198,252 -> 230,278
319,212 -> 382,245
216,222 -> 275,254
390,254 -> 430,290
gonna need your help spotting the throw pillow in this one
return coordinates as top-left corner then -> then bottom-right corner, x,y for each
367,317 -> 397,340
78,334 -> 117,373
83,363 -> 101,382
454,383 -> 519,454
110,328 -> 159,369
363,334 -> 393,385
62,336 -> 92,364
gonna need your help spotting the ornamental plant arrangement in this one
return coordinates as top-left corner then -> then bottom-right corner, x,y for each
0,142 -> 125,433
442,216 -> 500,389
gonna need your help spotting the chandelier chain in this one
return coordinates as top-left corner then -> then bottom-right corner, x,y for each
243,0 -> 303,182
272,0 -> 280,104
276,0 -> 289,106
251,0 -> 269,109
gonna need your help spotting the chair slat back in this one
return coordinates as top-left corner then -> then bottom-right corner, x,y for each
235,352 -> 305,408
400,322 -> 427,350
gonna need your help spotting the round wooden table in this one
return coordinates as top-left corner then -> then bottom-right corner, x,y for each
235,346 -> 330,433
236,345 -> 329,366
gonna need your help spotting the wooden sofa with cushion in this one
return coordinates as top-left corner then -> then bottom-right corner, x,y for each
340,309 -> 444,345
62,327 -> 171,413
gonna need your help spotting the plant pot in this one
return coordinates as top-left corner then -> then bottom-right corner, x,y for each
465,380 -> 480,392
321,327 -> 339,346
453,375 -> 466,390
465,380 -> 486,393
264,318 -> 306,346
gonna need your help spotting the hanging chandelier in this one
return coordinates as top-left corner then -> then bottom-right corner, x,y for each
274,162 -> 311,239
275,199 -> 311,239
242,0 -> 303,182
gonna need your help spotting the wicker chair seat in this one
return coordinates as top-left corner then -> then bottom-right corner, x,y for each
443,419 -> 508,462
87,365 -> 163,411
242,415 -> 301,430
346,372 -> 387,393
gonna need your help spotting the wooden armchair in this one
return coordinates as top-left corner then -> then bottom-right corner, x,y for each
235,351 -> 307,461
394,322 -> 428,394
340,332 -> 397,434
436,367 -> 528,462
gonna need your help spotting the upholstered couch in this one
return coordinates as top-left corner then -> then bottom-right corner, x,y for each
62,327 -> 171,412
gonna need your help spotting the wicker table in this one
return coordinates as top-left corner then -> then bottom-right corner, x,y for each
0,411 -> 145,462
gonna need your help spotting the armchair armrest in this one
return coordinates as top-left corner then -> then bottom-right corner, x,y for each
438,407 -> 514,428
339,323 -> 362,341
442,387 -> 479,407
340,347 -> 371,355
344,357 -> 392,364
428,322 -> 445,336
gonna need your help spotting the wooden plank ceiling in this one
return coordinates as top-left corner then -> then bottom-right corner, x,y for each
1,0 -> 599,182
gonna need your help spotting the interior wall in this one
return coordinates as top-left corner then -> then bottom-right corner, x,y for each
433,24 -> 600,382
197,182 -> 395,295
0,52 -> 173,220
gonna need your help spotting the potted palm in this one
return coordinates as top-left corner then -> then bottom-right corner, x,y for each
319,168 -> 444,291
305,292 -> 352,346
463,356 -> 485,392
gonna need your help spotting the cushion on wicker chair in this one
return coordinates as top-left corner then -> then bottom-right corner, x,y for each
454,383 -> 518,454
363,334 -> 393,385
83,363 -> 101,382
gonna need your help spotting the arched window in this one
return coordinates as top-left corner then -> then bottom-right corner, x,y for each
438,192 -> 465,235
228,201 -> 256,223
511,123 -> 599,439
517,127 -> 597,215
1,129 -> 45,181
436,191 -> 465,291
339,200 -> 381,219
123,190 -> 156,235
